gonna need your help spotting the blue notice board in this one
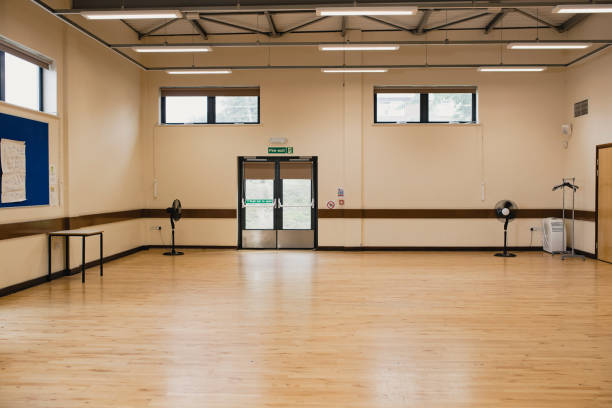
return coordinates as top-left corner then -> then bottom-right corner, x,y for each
0,112 -> 49,208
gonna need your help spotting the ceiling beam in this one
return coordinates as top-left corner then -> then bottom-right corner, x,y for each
199,15 -> 271,35
361,16 -> 414,32
484,10 -> 507,34
112,39 -> 612,49
190,20 -> 208,40
55,1 -> 612,14
265,11 -> 280,37
424,12 -> 490,32
120,20 -> 143,38
566,44 -> 611,66
140,18 -> 179,39
149,63 -> 565,71
30,0 -> 147,70
557,14 -> 590,33
415,10 -> 432,35
512,8 -> 558,31
282,16 -> 328,33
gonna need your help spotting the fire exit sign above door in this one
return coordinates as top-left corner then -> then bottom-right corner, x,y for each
268,147 -> 294,154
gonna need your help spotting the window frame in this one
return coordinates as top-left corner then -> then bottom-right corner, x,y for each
0,50 -> 44,112
374,87 -> 477,124
160,88 -> 260,125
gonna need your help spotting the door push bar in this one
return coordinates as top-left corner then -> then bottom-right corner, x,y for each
242,198 -> 277,208
277,199 -> 315,208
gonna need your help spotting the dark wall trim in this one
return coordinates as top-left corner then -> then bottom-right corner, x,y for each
0,245 -> 148,298
147,244 -> 237,249
142,208 -> 237,218
318,208 -> 595,220
318,246 -> 597,257
0,208 -> 596,240
0,208 -> 596,241
0,217 -> 67,240
575,249 -> 597,259
69,209 -> 144,229
319,246 -> 545,251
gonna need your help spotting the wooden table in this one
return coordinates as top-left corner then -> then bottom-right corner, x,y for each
48,229 -> 103,283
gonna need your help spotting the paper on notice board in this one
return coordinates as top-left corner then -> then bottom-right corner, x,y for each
1,139 -> 27,203
49,164 -> 58,206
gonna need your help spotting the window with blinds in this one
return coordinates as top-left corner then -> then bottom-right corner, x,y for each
374,86 -> 477,124
160,87 -> 260,125
0,37 -> 53,113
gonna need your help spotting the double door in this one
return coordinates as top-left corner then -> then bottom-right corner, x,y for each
238,156 -> 317,249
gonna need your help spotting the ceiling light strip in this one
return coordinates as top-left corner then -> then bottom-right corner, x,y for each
166,70 -> 232,74
322,68 -> 388,73
553,4 -> 612,13
316,7 -> 417,16
478,66 -> 547,72
319,44 -> 400,51
507,42 -> 592,49
133,46 -> 212,53
81,10 -> 182,19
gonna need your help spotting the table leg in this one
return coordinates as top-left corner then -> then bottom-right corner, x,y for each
65,236 -> 70,276
99,233 -> 103,277
48,235 -> 52,282
82,236 -> 86,283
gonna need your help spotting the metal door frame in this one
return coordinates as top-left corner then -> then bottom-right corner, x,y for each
237,156 -> 318,249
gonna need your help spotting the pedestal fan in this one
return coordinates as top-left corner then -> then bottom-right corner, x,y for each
164,199 -> 184,256
494,199 -> 518,258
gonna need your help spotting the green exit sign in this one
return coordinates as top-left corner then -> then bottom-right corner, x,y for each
268,146 -> 294,154
245,199 -> 273,204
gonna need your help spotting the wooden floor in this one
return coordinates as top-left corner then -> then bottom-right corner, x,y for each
1,249 -> 612,408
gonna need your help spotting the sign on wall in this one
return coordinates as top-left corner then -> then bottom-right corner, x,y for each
268,147 -> 294,154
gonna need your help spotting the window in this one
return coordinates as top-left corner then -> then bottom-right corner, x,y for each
0,37 -> 52,113
4,53 -> 41,111
376,93 -> 420,123
161,87 -> 260,125
164,96 -> 208,124
0,51 -> 44,112
374,86 -> 477,124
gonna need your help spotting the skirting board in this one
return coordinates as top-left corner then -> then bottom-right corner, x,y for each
0,245 -> 597,298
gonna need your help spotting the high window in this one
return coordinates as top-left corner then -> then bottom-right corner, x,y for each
161,87 -> 260,125
374,86 -> 477,124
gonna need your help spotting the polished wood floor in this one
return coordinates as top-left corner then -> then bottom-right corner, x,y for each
1,249 -> 611,407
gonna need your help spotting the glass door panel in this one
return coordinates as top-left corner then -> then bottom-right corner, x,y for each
244,179 -> 274,229
282,179 -> 312,230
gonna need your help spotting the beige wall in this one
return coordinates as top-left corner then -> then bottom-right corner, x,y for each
564,48 -> 612,253
141,62 -> 567,248
0,0 -> 144,289
2,0 -> 612,291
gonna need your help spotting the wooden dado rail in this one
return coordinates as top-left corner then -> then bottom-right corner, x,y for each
0,208 -> 596,241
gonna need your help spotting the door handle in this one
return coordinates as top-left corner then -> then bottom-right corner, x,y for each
241,198 -> 246,208
278,199 -> 283,208
311,199 -> 315,208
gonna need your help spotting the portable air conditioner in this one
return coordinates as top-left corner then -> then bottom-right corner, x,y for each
542,217 -> 565,253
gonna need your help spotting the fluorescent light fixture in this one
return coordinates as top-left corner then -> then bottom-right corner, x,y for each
322,68 -> 388,73
316,7 -> 417,16
166,69 -> 232,74
81,10 -> 181,20
478,66 -> 547,72
553,4 -> 612,13
319,44 -> 400,51
133,46 -> 212,53
507,42 -> 592,50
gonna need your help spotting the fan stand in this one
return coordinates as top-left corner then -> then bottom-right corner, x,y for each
495,217 -> 516,257
163,217 -> 184,256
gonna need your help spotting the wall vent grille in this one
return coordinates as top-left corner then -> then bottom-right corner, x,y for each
574,99 -> 588,117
